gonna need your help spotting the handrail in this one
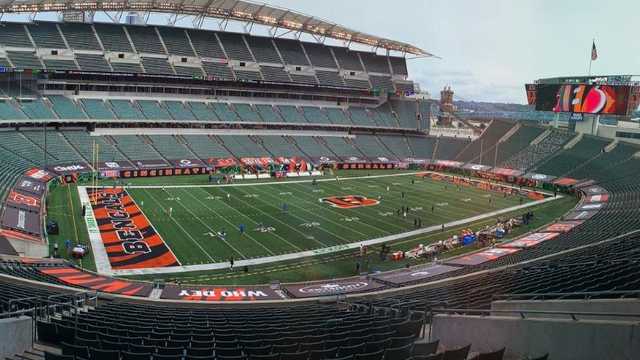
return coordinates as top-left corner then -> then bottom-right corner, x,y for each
493,290 -> 640,301
7,296 -> 43,312
430,308 -> 640,321
3,290 -> 97,321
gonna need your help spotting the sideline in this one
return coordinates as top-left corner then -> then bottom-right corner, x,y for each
103,171 -> 555,197
77,186 -> 112,274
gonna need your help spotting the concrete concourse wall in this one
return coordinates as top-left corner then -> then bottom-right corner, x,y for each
431,314 -> 640,360
0,316 -> 33,359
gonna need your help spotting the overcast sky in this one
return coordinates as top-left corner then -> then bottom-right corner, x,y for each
259,0 -> 639,103
14,0 -> 640,103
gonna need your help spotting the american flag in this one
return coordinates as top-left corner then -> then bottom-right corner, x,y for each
591,41 -> 598,61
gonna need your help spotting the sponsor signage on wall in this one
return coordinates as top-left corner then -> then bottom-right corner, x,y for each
14,177 -> 46,196
161,285 -> 287,301
372,264 -> 460,285
445,247 -> 521,266
47,163 -> 91,175
285,277 -> 385,298
499,232 -> 560,249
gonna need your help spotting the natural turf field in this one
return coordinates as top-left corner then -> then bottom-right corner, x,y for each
125,195 -> 577,285
124,172 -> 530,265
46,170 -> 577,281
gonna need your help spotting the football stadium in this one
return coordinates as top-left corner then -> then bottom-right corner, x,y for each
0,1 -> 638,359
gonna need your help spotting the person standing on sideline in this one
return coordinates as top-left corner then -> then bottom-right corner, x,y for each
229,257 -> 234,270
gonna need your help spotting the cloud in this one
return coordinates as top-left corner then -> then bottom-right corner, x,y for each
408,63 -> 527,104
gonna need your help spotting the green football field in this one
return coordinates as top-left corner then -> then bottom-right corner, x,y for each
125,172 -> 531,266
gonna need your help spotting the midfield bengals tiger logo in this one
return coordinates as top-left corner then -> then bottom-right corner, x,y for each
320,195 -> 380,209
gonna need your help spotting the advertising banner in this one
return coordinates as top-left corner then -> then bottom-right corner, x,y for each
240,157 -> 275,167
1,207 -> 41,236
372,264 -> 460,285
544,221 -> 583,233
97,161 -> 136,171
499,232 -> 559,248
445,247 -> 521,266
47,162 -> 91,175
581,185 -> 608,196
14,177 -> 46,196
492,168 -> 524,177
565,210 -> 598,220
585,194 -> 609,203
171,159 -> 206,168
24,168 -> 55,183
401,158 -> 432,165
161,285 -> 287,301
120,167 -> 208,178
311,156 -> 339,165
435,160 -> 464,168
208,158 -> 238,168
133,159 -> 171,169
338,162 -> 396,170
285,277 -> 385,298
577,203 -> 605,211
553,178 -> 578,186
462,163 -> 493,172
522,173 -> 557,183
342,156 -> 368,163
5,190 -> 41,211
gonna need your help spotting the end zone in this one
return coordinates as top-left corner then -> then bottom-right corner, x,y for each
78,186 -> 180,275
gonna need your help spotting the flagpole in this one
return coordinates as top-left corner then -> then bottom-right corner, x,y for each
588,38 -> 595,77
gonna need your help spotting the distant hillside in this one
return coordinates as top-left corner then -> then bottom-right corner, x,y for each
454,100 -> 532,113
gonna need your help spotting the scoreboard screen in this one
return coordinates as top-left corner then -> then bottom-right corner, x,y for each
526,82 -> 638,116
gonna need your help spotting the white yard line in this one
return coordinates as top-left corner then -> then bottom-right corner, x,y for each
77,186 -> 112,275
141,188 -> 218,263
192,187 -> 304,252
109,194 -> 563,276
247,185 -> 370,239
230,187 -> 337,248
179,188 -> 278,256
160,188 -> 248,260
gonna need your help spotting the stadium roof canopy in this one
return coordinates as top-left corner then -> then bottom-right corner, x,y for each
0,0 -> 432,56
